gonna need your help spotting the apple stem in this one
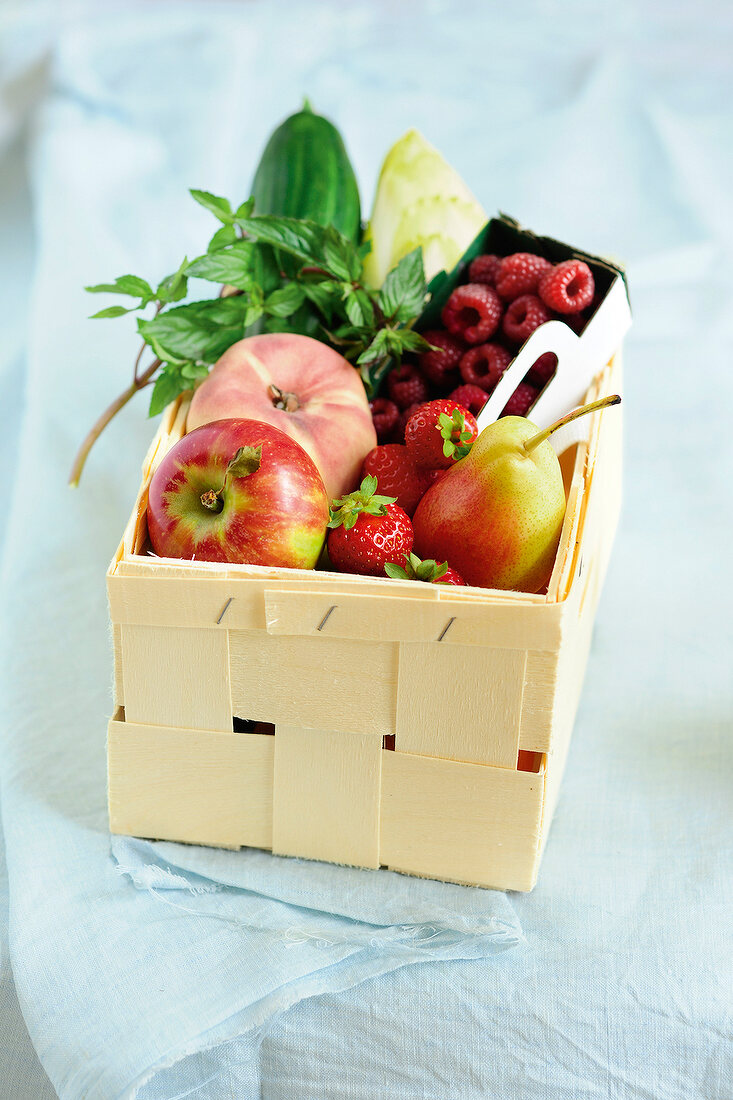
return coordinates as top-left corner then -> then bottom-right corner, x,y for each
200,489 -> 223,513
522,394 -> 621,454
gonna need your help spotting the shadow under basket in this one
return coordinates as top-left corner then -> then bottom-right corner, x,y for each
106,356 -> 623,892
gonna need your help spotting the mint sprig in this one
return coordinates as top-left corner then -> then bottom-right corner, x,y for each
71,191 -> 433,486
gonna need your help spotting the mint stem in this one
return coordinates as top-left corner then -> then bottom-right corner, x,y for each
68,357 -> 161,487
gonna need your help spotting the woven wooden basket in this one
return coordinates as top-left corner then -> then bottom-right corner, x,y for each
107,354 -> 622,892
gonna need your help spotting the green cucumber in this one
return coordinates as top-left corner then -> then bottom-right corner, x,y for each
251,99 -> 361,243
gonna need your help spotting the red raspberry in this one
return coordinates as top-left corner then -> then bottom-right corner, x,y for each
494,252 -> 552,301
528,352 -> 557,387
502,382 -> 539,417
397,402 -> 423,441
502,294 -> 551,344
448,384 -> 489,417
369,398 -> 400,443
538,259 -> 595,313
328,478 -> 413,577
405,398 -> 478,470
441,283 -> 503,345
361,444 -> 432,517
386,363 -> 429,410
419,330 -> 464,386
459,342 -> 512,391
468,254 -> 501,286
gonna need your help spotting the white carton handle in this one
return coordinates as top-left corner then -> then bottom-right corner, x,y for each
474,275 -> 631,452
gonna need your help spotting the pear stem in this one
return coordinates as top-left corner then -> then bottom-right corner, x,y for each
522,394 -> 621,454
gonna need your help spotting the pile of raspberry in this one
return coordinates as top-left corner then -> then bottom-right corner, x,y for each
370,252 -> 597,443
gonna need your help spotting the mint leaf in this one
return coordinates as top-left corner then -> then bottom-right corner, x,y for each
392,329 -> 434,354
264,283 -> 306,318
235,197 -> 255,219
139,296 -> 248,363
356,328 -> 390,366
148,363 -> 195,417
244,302 -> 263,328
187,242 -> 256,289
207,224 -> 238,252
379,248 -> 426,322
90,304 -> 138,319
235,214 -> 326,266
344,288 -> 375,328
302,280 -> 337,322
86,274 -> 154,301
323,227 -> 361,281
156,257 -> 189,304
190,190 -> 233,223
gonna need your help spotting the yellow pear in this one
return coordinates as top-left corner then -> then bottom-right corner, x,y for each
413,395 -> 621,592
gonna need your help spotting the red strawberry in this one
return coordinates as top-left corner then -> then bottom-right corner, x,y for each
361,445 -> 432,517
327,476 -> 413,577
405,399 -> 478,470
385,552 -> 466,586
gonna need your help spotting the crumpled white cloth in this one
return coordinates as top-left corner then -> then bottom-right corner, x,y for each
1,1 -> 732,1098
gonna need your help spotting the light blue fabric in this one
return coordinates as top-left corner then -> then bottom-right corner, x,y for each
1,1 -> 732,1098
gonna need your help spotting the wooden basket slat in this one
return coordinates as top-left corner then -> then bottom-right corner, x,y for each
264,588 -> 565,652
228,630 -> 398,736
108,714 -> 273,850
395,642 -> 526,768
380,750 -> 545,892
121,624 -> 232,732
272,727 -> 383,868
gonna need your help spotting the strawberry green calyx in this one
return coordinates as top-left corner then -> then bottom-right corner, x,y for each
385,552 -> 449,583
438,409 -> 474,460
328,474 -> 397,531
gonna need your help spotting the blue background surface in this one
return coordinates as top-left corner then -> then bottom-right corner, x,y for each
0,2 -> 731,1097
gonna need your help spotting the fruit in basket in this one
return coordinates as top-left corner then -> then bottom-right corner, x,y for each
441,284 -> 503,345
369,398 -> 401,443
327,476 -> 413,577
404,399 -> 478,470
385,552 -> 466,586
459,343 -> 511,391
538,259 -> 595,313
251,99 -> 361,243
494,252 -> 552,300
187,333 -> 376,500
147,418 -> 329,568
361,444 -> 432,517
413,395 -> 621,592
362,129 -> 486,287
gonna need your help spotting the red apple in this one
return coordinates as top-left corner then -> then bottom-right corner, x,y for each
186,333 -> 376,500
147,418 -> 329,568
